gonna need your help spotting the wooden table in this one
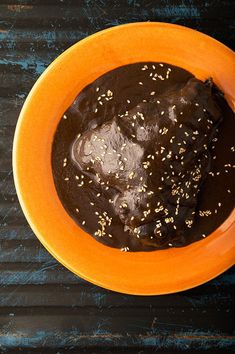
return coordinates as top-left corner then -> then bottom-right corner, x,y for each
0,1 -> 234,353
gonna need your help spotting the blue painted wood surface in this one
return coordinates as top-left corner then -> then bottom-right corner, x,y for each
0,0 -> 234,352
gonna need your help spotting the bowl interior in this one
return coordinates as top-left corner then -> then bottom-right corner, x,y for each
13,22 -> 235,295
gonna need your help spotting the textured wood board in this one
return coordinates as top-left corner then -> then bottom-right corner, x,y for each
0,0 -> 234,352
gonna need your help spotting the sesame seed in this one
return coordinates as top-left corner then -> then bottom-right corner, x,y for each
199,210 -> 212,217
179,147 -> 186,154
143,161 -> 150,169
75,208 -> 79,213
158,75 -> 165,81
150,91 -> 155,95
141,65 -> 148,70
165,217 -> 174,224
121,247 -> 129,252
82,221 -> 86,225
139,81 -> 143,85
63,114 -> 67,119
95,108 -> 98,113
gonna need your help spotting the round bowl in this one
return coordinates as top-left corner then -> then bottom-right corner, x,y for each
13,22 -> 235,295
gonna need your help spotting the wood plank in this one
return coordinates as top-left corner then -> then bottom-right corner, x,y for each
0,225 -> 34,240
0,305 -> 234,335
0,262 -> 234,286
0,20 -> 234,49
0,71 -> 41,96
0,204 -> 28,227
0,308 -> 234,349
5,349 -> 234,354
0,52 -> 55,74
0,172 -> 16,203
0,262 -> 83,285
0,98 -> 24,126
0,1 -> 233,21
0,28 -> 87,44
0,239 -> 53,262
0,283 -> 234,308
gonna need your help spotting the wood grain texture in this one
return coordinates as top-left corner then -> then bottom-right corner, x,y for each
0,0 -> 234,352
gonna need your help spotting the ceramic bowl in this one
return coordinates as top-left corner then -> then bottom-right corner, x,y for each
13,22 -> 235,295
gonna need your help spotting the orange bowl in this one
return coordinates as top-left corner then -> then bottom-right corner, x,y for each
13,22 -> 235,295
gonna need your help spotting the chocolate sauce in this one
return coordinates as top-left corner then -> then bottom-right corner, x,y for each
52,63 -> 235,251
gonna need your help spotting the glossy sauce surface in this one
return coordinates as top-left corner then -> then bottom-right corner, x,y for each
52,63 -> 235,251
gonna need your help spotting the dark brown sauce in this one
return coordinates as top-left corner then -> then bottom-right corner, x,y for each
51,62 -> 235,251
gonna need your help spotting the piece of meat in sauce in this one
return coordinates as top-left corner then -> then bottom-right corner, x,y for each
71,78 -> 222,244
